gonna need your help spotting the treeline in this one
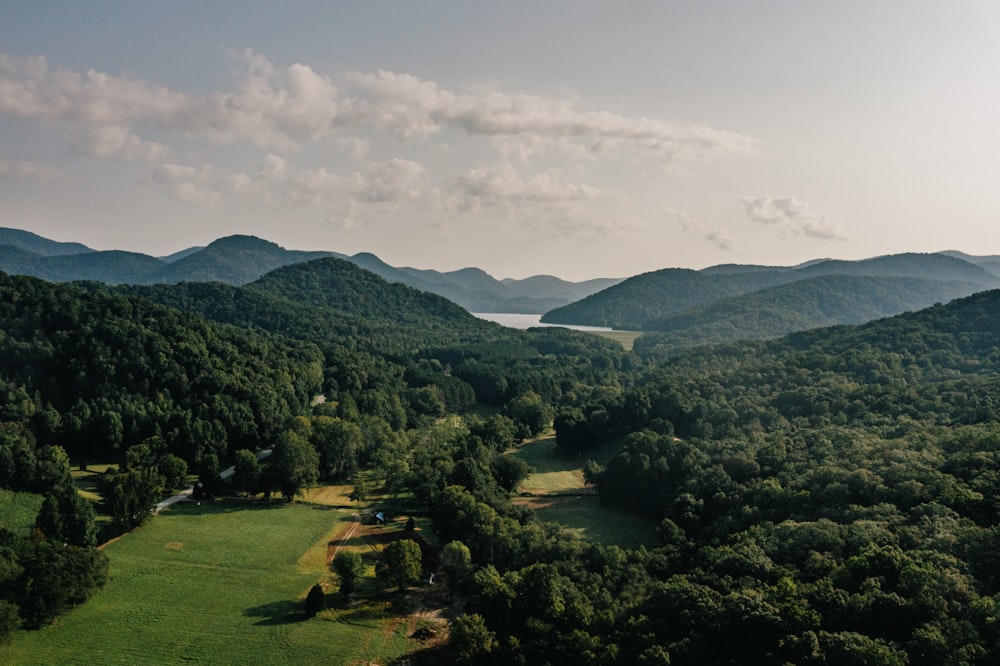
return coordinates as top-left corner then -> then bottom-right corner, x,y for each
0,437 -> 107,640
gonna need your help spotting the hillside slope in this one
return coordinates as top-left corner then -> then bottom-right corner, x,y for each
638,274 -> 986,357
543,252 -> 1000,334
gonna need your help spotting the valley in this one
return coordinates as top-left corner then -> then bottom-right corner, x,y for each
3,228 -> 1000,663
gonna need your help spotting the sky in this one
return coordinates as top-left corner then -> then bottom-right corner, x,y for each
1,1 -> 999,281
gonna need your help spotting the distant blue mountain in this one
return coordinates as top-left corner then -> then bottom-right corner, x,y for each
0,227 -> 620,313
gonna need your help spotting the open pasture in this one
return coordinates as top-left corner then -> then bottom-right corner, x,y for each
516,494 -> 657,550
512,434 -> 622,494
0,499 -> 419,665
590,328 -> 642,351
512,436 -> 656,549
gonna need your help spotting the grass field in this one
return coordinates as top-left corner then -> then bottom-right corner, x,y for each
512,434 -> 623,495
0,498 -> 423,665
590,329 -> 643,351
71,467 -> 111,503
516,494 -> 657,550
0,488 -> 43,536
299,483 -> 354,508
511,435 -> 657,549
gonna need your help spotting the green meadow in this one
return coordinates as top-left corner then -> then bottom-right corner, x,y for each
590,328 -> 642,351
0,499 -> 416,666
512,435 -> 657,550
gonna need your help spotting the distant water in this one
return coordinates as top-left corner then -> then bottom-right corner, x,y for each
473,313 -> 614,332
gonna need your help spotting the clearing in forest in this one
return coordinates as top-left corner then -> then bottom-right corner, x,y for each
0,498 -> 436,665
512,436 -> 657,549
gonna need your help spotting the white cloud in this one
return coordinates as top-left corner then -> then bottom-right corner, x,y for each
706,227 -> 736,251
670,208 -> 736,251
0,54 -> 183,161
71,125 -> 170,162
0,50 -> 761,242
0,51 -> 756,166
342,69 -> 757,163
740,195 -> 847,240
451,163 -> 598,213
146,162 -> 223,207
0,156 -> 64,181
286,158 -> 431,207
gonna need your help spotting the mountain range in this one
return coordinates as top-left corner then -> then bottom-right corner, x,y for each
0,228 -> 621,314
5,226 -> 1000,354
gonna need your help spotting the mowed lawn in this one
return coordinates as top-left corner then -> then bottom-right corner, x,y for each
513,434 -> 622,495
1,499 -> 414,665
518,495 -> 657,551
512,436 -> 657,550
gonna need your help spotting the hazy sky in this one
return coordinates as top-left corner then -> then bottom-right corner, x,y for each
2,1 -> 999,280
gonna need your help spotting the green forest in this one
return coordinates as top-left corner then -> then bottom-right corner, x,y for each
3,257 -> 1000,664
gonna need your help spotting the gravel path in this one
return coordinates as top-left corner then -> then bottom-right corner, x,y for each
154,448 -> 273,514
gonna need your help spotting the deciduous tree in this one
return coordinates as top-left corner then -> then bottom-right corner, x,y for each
377,539 -> 422,591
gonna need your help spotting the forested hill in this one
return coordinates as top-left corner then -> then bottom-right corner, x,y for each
350,252 -> 623,313
0,227 -> 93,256
245,256 -> 478,327
636,286 -> 1000,379
542,251 -> 1000,335
149,235 -> 337,284
116,256 -> 631,409
0,233 -> 338,286
0,271 -> 323,462
637,274 -> 986,356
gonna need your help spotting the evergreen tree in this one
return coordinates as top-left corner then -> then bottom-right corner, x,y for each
304,583 -> 325,617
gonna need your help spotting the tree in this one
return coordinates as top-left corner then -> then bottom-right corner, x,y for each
0,600 -> 19,644
34,487 -> 97,547
157,453 -> 188,490
332,550 -> 364,599
470,414 -> 517,452
310,415 -> 361,480
507,391 -> 554,439
304,583 -> 326,617
441,540 -> 473,592
349,476 -> 368,505
582,459 -> 603,488
450,612 -> 495,661
101,466 -> 164,530
195,452 -> 222,499
377,539 -> 422,591
272,429 -> 319,501
490,454 -> 531,493
231,449 -> 259,494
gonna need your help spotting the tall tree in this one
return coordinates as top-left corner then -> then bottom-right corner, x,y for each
332,550 -> 364,599
304,583 -> 326,617
101,466 -> 164,530
377,539 -> 422,591
272,428 -> 319,501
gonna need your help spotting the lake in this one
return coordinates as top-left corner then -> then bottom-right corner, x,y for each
473,313 -> 614,332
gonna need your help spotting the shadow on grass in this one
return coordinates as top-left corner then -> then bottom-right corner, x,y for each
164,498 -> 297,517
335,605 -> 390,628
244,599 -> 308,626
